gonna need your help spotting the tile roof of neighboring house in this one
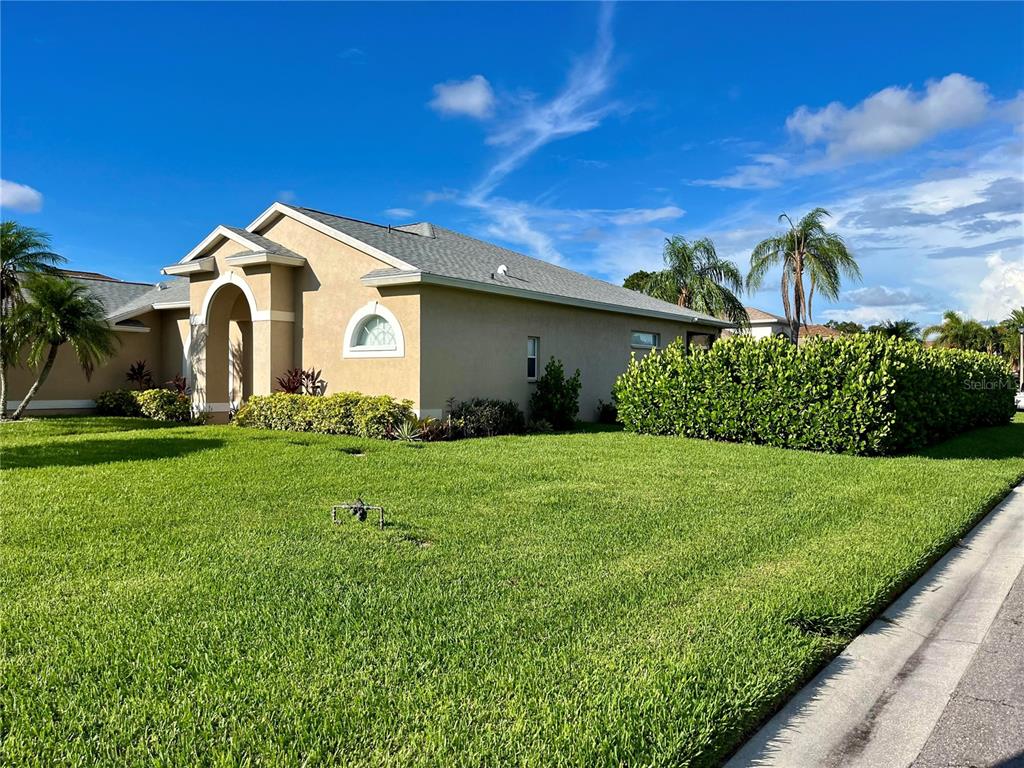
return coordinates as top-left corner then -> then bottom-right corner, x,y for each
222,226 -> 303,260
797,324 -> 842,344
745,306 -> 786,323
279,205 -> 731,326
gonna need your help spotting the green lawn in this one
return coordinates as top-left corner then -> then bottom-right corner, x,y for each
2,416 -> 1023,767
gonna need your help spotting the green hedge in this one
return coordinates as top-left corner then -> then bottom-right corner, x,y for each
234,392 -> 414,439
613,335 -> 1015,455
95,388 -> 192,422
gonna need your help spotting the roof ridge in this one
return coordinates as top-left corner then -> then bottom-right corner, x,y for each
293,205 -> 435,237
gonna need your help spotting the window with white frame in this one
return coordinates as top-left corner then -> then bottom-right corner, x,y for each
631,331 -> 661,349
527,337 -> 539,380
343,302 -> 405,358
355,315 -> 397,349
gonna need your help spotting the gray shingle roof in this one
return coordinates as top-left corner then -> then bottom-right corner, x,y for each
281,205 -> 730,326
71,275 -> 189,320
222,226 -> 302,260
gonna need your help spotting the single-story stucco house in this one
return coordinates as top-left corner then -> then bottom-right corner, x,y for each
723,306 -> 842,345
7,202 -> 730,419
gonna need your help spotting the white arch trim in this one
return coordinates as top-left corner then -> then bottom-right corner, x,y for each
343,301 -> 405,358
195,272 -> 294,324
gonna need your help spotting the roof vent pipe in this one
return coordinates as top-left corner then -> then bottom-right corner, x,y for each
496,264 -> 508,276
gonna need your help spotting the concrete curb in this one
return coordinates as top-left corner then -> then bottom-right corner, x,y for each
727,486 -> 1024,768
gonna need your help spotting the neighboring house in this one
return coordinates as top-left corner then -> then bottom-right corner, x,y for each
723,307 -> 844,345
6,202 -> 730,419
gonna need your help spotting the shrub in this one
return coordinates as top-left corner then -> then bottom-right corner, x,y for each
450,398 -> 525,438
595,398 -> 618,424
135,388 -> 192,422
126,360 -> 154,390
95,389 -> 142,417
275,367 -> 327,396
234,392 -> 414,439
529,357 -> 581,430
613,335 -> 1015,456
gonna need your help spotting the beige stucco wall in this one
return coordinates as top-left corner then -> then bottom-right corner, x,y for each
252,214 -> 422,405
159,309 -> 190,383
418,285 -> 721,419
5,310 -> 164,413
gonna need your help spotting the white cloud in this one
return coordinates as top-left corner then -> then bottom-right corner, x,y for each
609,205 -> 684,225
698,75 -> 1015,190
384,208 -> 415,219
967,252 -> 1024,322
470,2 -> 617,200
429,75 -> 495,119
423,188 -> 459,204
0,179 -> 43,213
844,285 -> 928,307
786,74 -> 991,161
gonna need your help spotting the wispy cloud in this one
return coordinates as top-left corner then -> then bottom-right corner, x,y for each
429,75 -> 496,119
469,2 -> 617,201
384,207 -> 415,220
0,179 -> 43,213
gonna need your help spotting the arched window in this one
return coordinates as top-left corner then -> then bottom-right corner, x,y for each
355,315 -> 397,349
343,302 -> 405,358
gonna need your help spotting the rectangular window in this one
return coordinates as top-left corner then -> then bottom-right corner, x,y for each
686,332 -> 717,351
631,331 -> 661,349
527,337 -> 539,380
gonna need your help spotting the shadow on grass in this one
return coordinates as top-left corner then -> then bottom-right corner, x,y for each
1,436 -> 225,470
911,420 -> 1024,461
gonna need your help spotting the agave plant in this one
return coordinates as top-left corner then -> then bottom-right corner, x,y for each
391,417 -> 422,442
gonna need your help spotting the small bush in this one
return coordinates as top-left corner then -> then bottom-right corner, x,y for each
526,418 -> 553,434
234,392 -> 414,439
529,357 -> 581,430
135,389 -> 192,422
450,398 -> 525,438
126,360 -> 154,390
95,389 -> 142,417
613,334 -> 1016,455
595,399 -> 618,424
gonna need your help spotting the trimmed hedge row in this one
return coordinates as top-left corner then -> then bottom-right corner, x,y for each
234,392 -> 414,439
95,389 -> 193,422
613,335 -> 1015,455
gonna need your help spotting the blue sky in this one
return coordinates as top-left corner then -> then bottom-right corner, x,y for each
2,1 -> 1022,325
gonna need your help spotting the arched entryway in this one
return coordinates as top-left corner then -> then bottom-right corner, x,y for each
192,276 -> 255,415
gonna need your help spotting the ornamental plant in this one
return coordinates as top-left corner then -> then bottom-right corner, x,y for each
613,334 -> 1014,456
529,357 -> 581,430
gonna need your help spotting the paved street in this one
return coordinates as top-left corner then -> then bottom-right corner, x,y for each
728,486 -> 1024,768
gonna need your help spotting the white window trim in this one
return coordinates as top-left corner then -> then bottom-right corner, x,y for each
631,330 -> 661,350
527,336 -> 540,382
343,301 -> 405,359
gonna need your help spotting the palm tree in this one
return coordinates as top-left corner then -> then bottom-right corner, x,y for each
923,310 -> 991,351
639,236 -> 749,326
8,274 -> 118,420
998,306 -> 1024,369
747,208 -> 860,344
868,319 -> 920,341
0,221 -> 66,418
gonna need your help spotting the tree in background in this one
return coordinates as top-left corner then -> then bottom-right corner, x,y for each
824,320 -> 865,334
622,270 -> 654,292
868,319 -> 920,341
0,221 -> 66,419
747,208 -> 861,344
637,236 -> 749,326
923,311 -> 992,352
8,274 -> 118,420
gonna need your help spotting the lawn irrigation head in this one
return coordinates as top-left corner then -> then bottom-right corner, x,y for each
331,498 -> 385,530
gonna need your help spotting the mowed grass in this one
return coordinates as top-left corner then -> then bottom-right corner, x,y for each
2,416 -> 1023,767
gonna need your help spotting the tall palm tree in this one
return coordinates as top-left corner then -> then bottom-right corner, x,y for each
747,208 -> 860,344
0,221 -> 66,418
998,306 -> 1024,368
639,236 -> 749,326
8,274 -> 118,420
923,310 -> 991,351
869,319 -> 920,341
